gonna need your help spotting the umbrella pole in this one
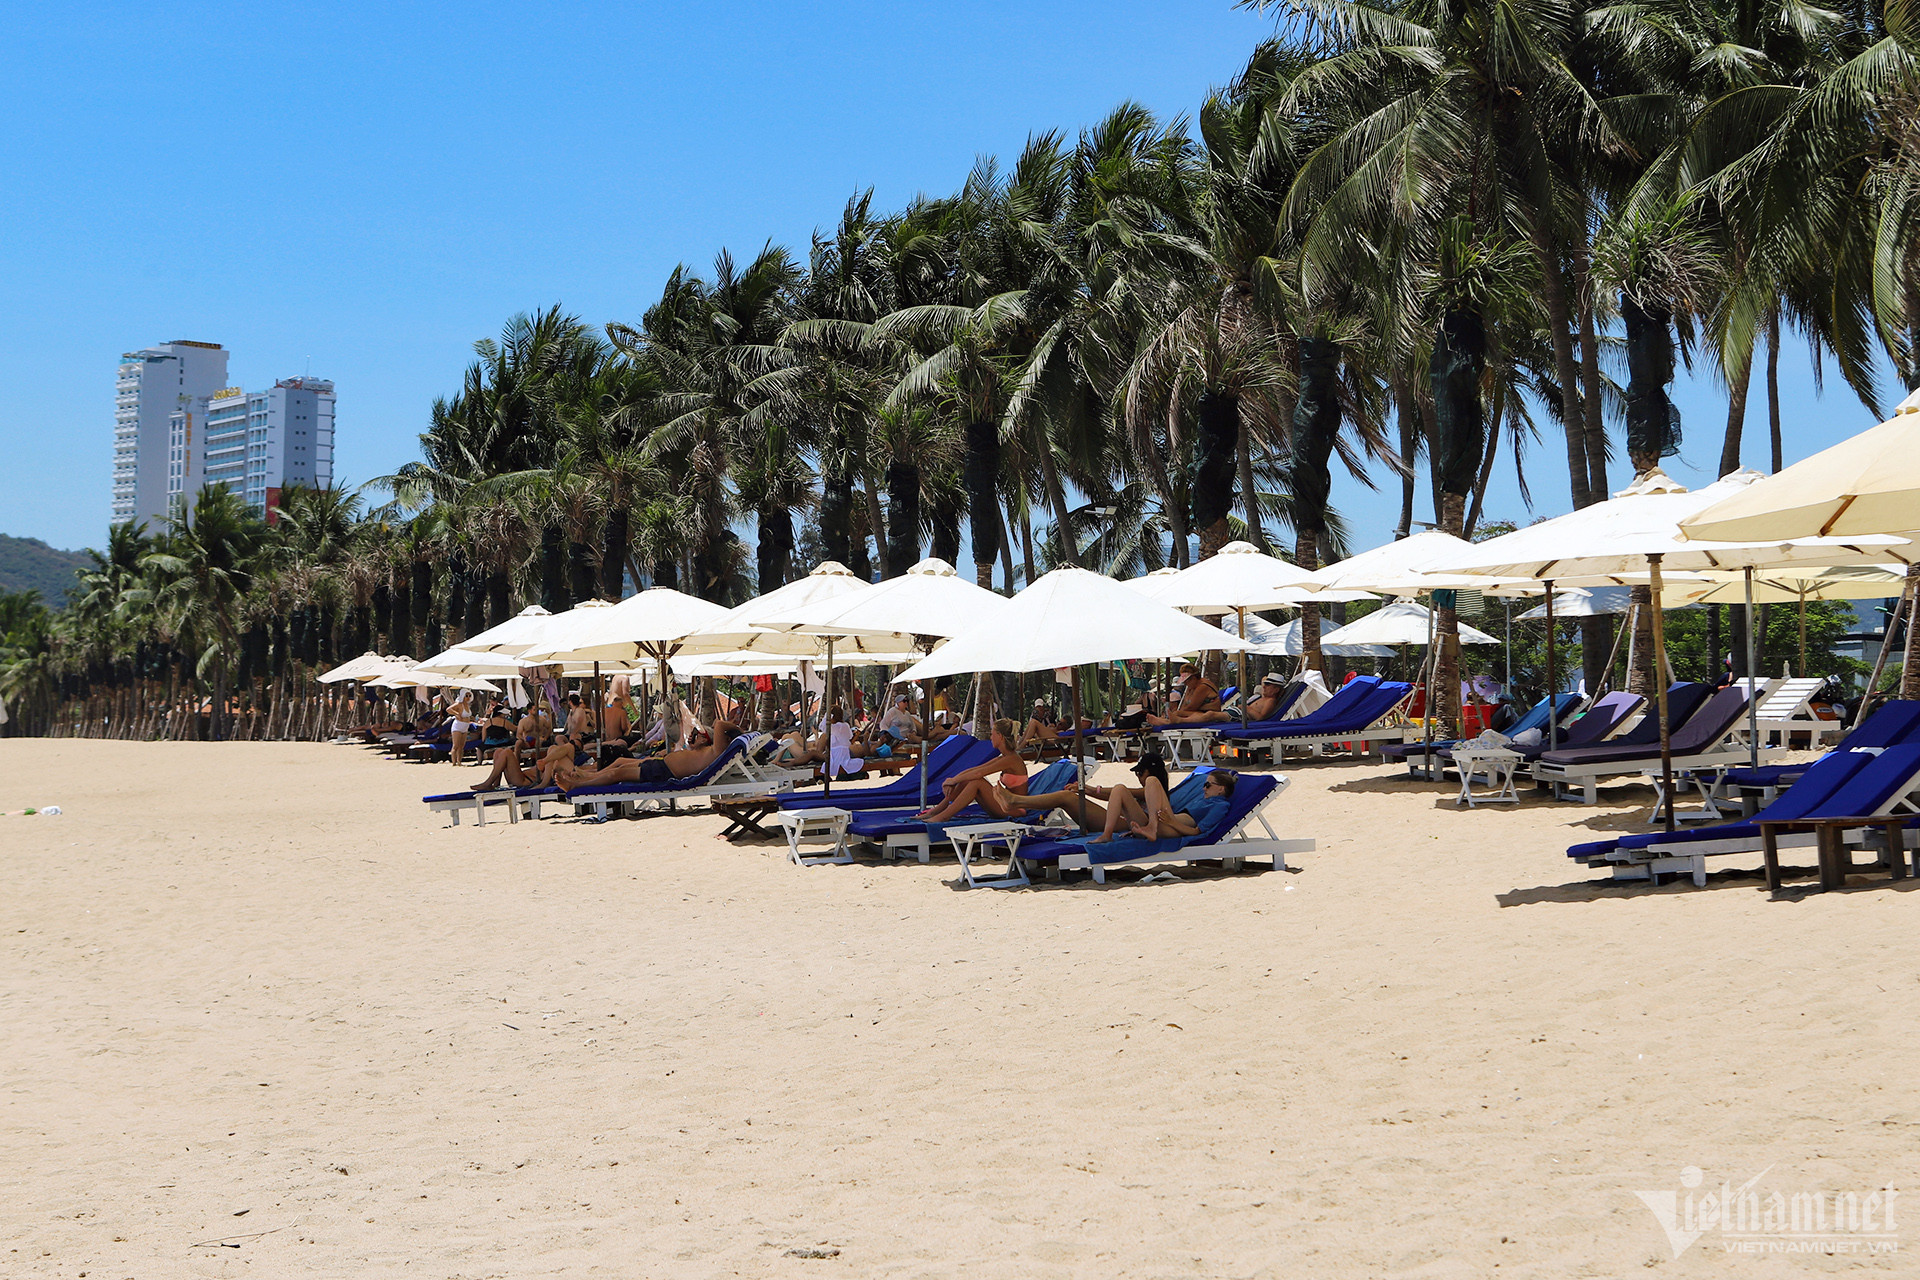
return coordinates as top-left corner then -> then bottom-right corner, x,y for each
1072,665 -> 1087,833
1545,580 -> 1558,753
824,636 -> 835,798
1744,567 -> 1760,768
1797,591 -> 1808,678
592,661 -> 603,758
1857,579 -> 1910,728
1237,607 -> 1248,731
1649,554 -> 1675,834
1421,596 -> 1435,766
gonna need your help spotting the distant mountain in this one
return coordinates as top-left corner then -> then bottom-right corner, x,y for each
0,534 -> 91,607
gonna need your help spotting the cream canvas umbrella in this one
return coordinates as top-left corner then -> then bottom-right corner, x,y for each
1427,468 -> 1915,825
1320,600 -> 1501,648
1143,541 -> 1324,729
317,652 -> 407,683
516,591 -> 731,744
454,605 -> 555,656
754,557 -> 1013,801
1221,612 -> 1395,658
895,566 -> 1255,828
1678,387 -> 1920,543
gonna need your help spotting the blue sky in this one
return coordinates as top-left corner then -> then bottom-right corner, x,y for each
0,1 -> 1895,560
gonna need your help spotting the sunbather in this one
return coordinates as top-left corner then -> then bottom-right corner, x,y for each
1144,664 -> 1230,725
1244,674 -> 1290,722
877,696 -> 923,745
915,719 -> 1029,821
1020,701 -> 1061,751
444,688 -> 476,766
557,722 -> 742,790
1125,768 -> 1233,841
517,704 -> 553,751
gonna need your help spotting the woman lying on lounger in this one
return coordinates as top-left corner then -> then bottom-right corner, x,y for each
993,756 -> 1234,842
555,723 -> 742,792
915,719 -> 1029,821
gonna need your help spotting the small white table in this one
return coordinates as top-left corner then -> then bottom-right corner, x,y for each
1157,728 -> 1217,766
775,806 -> 853,866
947,820 -> 1031,889
1452,746 -> 1523,807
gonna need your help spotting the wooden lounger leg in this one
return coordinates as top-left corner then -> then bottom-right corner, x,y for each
1762,827 -> 1782,892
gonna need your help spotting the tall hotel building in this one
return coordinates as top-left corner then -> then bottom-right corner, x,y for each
112,341 -> 229,527
113,341 -> 335,525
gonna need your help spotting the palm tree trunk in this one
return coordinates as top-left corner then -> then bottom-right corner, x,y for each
1431,308 -> 1486,736
567,537 -> 596,606
601,506 -> 628,599
756,504 -> 794,594
1236,417 -> 1263,552
1291,338 -> 1341,664
860,478 -> 888,579
1719,341 -> 1754,478
1018,507 -> 1035,589
1465,380 -> 1504,538
1529,221 -> 1593,510
1766,311 -> 1783,473
1627,590 -> 1657,694
486,572 -> 509,628
1393,374 -> 1420,540
885,458 -> 920,575
964,419 -> 1000,589
1575,244 -> 1609,501
1296,530 -> 1323,676
1193,390 -> 1238,560
820,460 -> 854,566
539,526 -> 567,613
1623,295 -> 1677,476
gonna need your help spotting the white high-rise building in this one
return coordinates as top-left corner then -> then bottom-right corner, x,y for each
200,377 -> 336,518
112,340 -> 229,528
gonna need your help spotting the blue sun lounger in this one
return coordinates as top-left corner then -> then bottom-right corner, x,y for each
844,757 -> 1081,862
1380,692 -> 1585,774
562,737 -> 797,819
423,782 -> 562,827
1717,700 -> 1920,797
1565,742 -> 1920,886
1212,678 -> 1414,762
1528,682 -> 1749,804
778,734 -> 999,812
989,770 -> 1313,886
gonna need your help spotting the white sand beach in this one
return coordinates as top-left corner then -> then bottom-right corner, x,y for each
4,739 -> 1915,1277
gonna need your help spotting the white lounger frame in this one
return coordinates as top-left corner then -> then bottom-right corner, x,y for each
1530,735 -> 1783,805
1578,779 -> 1920,887
1037,776 -> 1315,884
566,743 -> 809,820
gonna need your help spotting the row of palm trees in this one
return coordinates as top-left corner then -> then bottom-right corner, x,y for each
6,1 -> 1919,738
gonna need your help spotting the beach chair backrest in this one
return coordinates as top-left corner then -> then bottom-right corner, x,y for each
1841,699 -> 1920,750
1757,750 -> 1874,822
1272,681 -> 1308,719
1668,684 -> 1756,754
1616,683 -> 1713,747
1812,742 -> 1920,817
1293,674 -> 1381,725
1754,677 -> 1826,721
1564,691 -> 1643,745
1027,757 -> 1079,794
1506,694 -> 1564,737
1198,772 -> 1279,842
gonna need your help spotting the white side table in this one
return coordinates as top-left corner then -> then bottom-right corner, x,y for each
1452,747 -> 1522,807
775,806 -> 853,866
1157,728 -> 1216,766
947,820 -> 1031,889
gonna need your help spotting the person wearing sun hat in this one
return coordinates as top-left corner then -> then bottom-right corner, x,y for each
1246,672 -> 1292,721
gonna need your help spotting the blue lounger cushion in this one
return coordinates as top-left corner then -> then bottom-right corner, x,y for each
423,784 -> 560,804
1212,676 -> 1381,739
1722,700 -> 1920,789
846,758 -> 1082,841
562,738 -> 752,800
1215,682 -> 1412,743
1017,771 -> 1272,868
780,734 -> 999,811
1511,691 -> 1645,761
1536,683 -> 1724,767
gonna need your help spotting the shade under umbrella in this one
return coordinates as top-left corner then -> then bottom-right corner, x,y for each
1678,387 -> 1920,542
1320,600 -> 1500,648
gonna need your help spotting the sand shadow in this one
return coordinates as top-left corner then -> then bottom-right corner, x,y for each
1498,859 -> 1919,905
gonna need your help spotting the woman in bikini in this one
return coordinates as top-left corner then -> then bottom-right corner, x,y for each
915,718 -> 1030,821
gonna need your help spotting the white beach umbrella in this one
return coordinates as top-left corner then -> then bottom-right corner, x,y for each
1678,387 -> 1920,543
752,557 -> 1014,799
1144,542 -> 1328,725
1430,468 -> 1914,824
455,605 -> 555,656
516,592 -> 728,666
893,566 -> 1255,824
678,562 -> 886,658
317,652 -> 406,683
1320,600 -> 1500,648
895,567 -> 1252,682
1312,529 -> 1521,595
1514,587 -> 1640,620
1220,611 -> 1395,658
